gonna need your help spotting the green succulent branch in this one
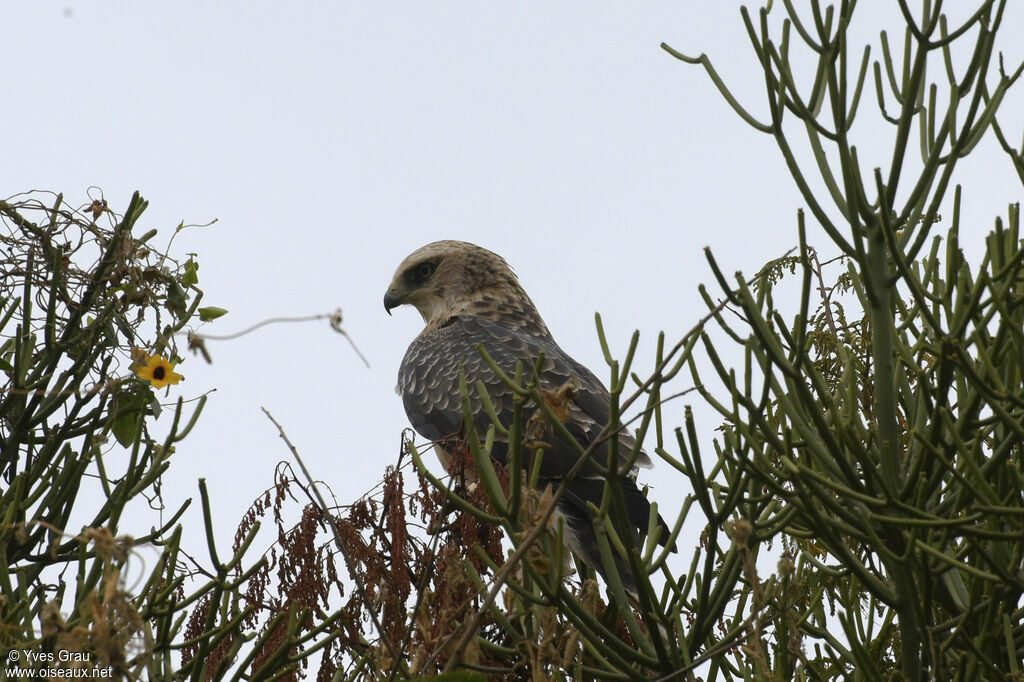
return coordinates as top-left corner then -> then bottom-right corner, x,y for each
658,1 -> 1024,678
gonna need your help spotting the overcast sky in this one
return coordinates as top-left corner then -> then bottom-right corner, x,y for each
5,3 -> 1022,592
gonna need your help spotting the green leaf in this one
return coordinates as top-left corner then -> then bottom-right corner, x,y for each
109,387 -> 150,447
111,411 -> 140,448
182,258 -> 199,287
165,281 -> 187,319
198,306 -> 228,322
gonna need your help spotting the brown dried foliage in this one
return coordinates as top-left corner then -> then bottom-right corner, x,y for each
178,466 -> 346,681
328,437 -> 512,675
180,595 -> 210,670
188,437 -> 611,678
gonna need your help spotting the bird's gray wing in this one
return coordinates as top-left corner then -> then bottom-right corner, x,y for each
399,315 -> 650,475
398,315 -> 673,552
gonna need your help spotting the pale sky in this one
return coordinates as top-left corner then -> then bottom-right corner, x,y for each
5,2 -> 1022,598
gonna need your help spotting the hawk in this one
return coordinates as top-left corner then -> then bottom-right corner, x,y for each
384,240 -> 674,596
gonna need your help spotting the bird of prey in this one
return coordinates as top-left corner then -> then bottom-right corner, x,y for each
384,240 -> 673,597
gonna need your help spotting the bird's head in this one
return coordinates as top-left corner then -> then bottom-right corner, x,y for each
384,240 -> 550,335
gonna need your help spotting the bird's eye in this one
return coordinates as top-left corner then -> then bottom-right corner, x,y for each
414,261 -> 436,283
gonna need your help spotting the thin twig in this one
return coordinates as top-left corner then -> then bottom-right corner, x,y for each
808,247 -> 841,338
193,314 -> 333,341
191,309 -> 370,368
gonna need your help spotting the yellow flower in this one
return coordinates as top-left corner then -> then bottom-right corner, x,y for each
136,354 -> 184,389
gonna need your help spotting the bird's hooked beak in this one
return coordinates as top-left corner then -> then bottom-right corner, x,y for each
383,287 -> 404,315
